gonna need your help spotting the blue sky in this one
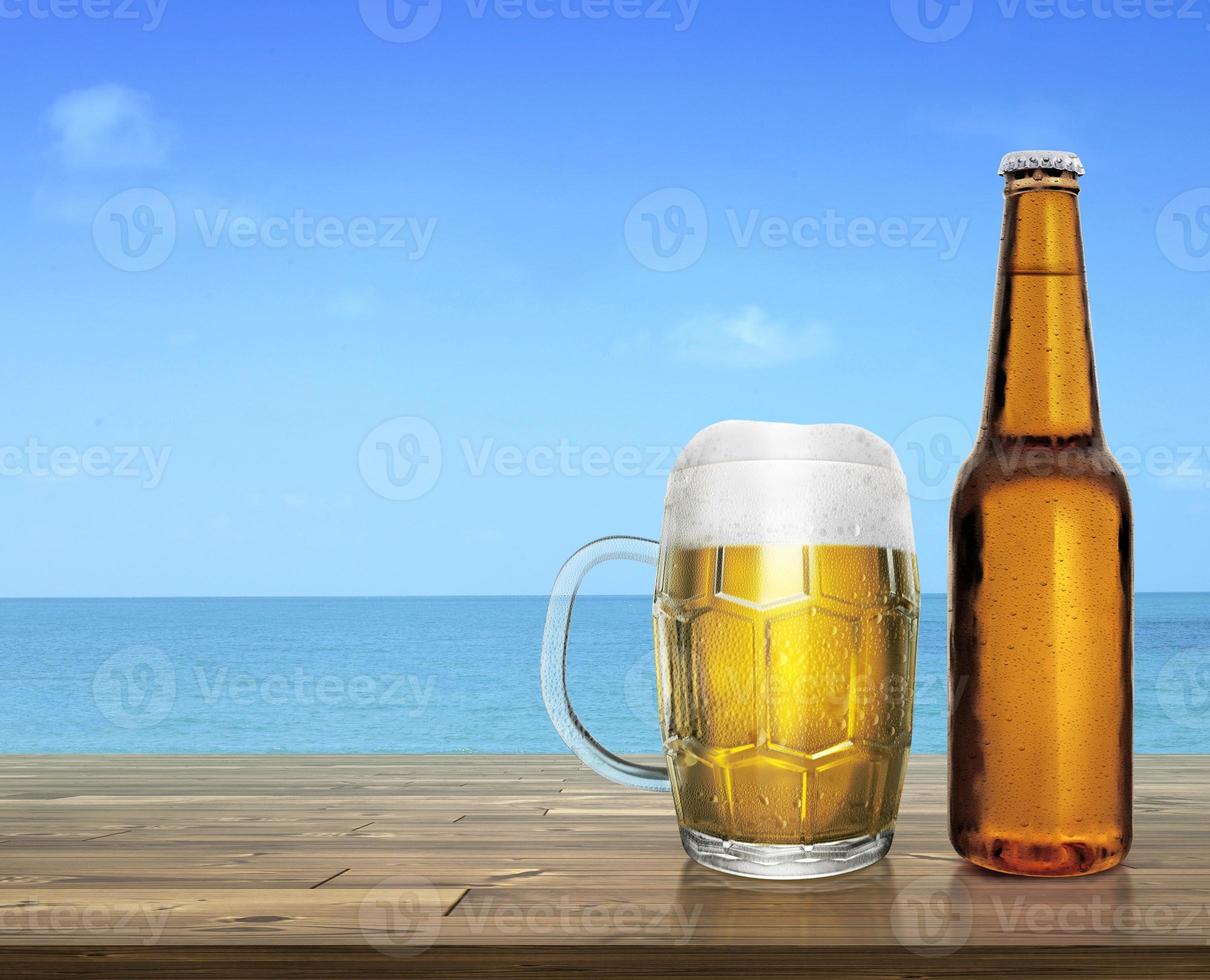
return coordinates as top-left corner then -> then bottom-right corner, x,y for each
1,1 -> 1208,596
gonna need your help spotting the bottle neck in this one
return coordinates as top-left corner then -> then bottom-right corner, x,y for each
982,173 -> 1103,444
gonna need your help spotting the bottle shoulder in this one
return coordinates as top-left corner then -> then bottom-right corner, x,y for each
952,439 -> 1131,503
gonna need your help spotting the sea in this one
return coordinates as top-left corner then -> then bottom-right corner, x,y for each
1,595 -> 1206,754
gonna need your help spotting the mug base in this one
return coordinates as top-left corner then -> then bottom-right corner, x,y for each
680,825 -> 893,880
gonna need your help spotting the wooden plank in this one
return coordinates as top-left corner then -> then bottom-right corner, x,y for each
0,755 -> 1205,977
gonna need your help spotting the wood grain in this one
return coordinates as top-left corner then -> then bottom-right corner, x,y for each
0,754 -> 1206,977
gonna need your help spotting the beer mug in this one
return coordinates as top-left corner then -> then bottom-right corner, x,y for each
541,421 -> 920,878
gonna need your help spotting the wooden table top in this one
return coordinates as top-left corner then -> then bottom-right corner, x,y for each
0,754 -> 1206,977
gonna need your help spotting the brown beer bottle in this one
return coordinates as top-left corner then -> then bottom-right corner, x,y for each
949,151 -> 1132,876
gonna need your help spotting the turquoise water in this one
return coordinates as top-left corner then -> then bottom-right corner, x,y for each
1,595 -> 1206,753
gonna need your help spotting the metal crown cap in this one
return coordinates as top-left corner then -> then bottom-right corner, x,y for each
998,150 -> 1085,176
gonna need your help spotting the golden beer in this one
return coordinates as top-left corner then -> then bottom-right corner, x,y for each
654,542 -> 920,846
541,420 -> 919,877
949,152 -> 1133,877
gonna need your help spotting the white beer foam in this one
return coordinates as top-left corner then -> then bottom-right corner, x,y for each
664,421 -> 915,551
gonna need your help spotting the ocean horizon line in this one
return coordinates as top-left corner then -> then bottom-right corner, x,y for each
1,591 -> 1207,601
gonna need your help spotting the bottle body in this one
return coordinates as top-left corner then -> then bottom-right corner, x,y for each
949,443 -> 1132,875
948,162 -> 1133,877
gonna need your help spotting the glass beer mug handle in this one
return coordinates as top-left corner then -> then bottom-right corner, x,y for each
541,536 -> 671,793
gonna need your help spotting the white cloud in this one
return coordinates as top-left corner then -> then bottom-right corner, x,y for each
670,306 -> 833,368
47,84 -> 169,171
